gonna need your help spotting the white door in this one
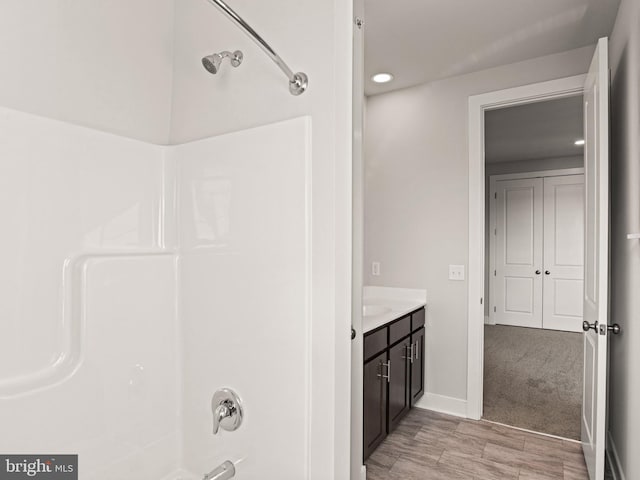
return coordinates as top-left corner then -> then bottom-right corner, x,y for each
542,175 -> 585,332
581,37 -> 610,480
494,178 -> 544,328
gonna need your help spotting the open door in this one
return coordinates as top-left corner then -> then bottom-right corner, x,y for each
581,37 -> 610,480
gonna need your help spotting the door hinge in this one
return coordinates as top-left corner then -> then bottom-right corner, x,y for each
494,228 -> 497,236
480,298 -> 483,305
493,306 -> 496,312
494,269 -> 497,276
494,192 -> 497,199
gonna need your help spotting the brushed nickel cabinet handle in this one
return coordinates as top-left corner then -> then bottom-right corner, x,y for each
403,344 -> 414,364
377,361 -> 391,383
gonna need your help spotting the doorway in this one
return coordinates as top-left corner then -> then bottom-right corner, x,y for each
469,39 -> 612,478
467,74 -> 587,422
481,96 -> 586,439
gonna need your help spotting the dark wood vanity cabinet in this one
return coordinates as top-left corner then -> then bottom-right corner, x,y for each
363,307 -> 426,460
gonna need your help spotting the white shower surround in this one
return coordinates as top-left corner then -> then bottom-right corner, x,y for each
0,107 -> 313,479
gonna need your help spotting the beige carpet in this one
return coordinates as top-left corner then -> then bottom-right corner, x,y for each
483,324 -> 583,440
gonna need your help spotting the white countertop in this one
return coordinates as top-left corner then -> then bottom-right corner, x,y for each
362,286 -> 427,334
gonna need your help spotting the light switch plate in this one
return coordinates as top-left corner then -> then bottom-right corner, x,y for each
449,264 -> 465,281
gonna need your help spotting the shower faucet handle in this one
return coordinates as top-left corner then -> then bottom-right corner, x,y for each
212,388 -> 244,435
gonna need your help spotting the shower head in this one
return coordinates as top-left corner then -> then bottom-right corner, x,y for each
202,50 -> 243,75
202,53 -> 222,74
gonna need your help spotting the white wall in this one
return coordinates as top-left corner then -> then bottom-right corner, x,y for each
170,2 -> 354,478
483,155 -> 584,316
171,0 -> 341,142
0,1 -> 354,478
0,107 -> 180,480
608,0 -> 640,477
0,108 -> 352,480
174,118 -> 312,479
0,0 -> 175,144
364,46 -> 594,403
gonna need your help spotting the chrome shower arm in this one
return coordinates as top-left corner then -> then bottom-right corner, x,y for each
205,0 -> 308,95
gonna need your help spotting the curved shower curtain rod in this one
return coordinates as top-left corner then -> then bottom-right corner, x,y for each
205,0 -> 308,96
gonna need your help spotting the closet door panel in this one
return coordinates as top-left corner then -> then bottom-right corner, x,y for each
494,178 -> 544,328
542,174 -> 585,332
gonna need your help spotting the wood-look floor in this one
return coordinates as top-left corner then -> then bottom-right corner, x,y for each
365,408 -> 590,480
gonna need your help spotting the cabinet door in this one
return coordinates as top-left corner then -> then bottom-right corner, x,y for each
410,327 -> 425,406
388,338 -> 410,432
363,351 -> 387,460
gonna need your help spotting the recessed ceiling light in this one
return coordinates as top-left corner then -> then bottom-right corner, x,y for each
575,139 -> 585,146
372,73 -> 394,84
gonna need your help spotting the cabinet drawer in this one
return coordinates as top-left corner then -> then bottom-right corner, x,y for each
364,327 -> 388,361
411,308 -> 425,332
389,315 -> 411,345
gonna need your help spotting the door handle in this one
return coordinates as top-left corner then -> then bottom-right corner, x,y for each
545,270 -> 551,275
608,324 -> 621,335
582,320 -> 598,332
535,270 -> 541,275
351,327 -> 356,340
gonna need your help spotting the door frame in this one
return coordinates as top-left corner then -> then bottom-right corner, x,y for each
487,169 -> 584,326
467,74 -> 587,420
350,0 -> 365,478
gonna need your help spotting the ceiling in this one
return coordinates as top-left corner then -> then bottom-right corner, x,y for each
484,96 -> 584,163
364,0 -> 620,96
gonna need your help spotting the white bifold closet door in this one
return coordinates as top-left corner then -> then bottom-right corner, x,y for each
493,174 -> 584,332
494,178 -> 544,328
542,175 -> 584,332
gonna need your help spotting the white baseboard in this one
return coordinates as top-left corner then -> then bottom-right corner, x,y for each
414,392 -> 467,418
607,430 -> 626,480
360,465 -> 366,480
485,315 -> 496,325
